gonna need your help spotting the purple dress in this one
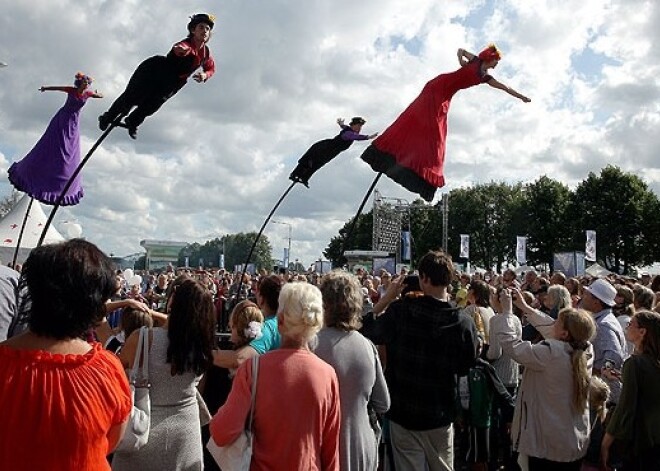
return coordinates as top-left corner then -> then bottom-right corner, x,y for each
8,90 -> 92,206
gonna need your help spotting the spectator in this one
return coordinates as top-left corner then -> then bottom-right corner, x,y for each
0,239 -> 131,470
579,279 -> 627,403
550,271 -> 566,286
315,270 -> 390,471
602,310 -> 660,469
211,282 -> 340,470
112,278 -> 216,470
503,289 -> 596,470
565,277 -> 582,308
543,284 -> 572,319
633,284 -> 655,311
0,265 -> 20,340
464,280 -> 495,345
363,250 -> 479,470
212,275 -> 283,369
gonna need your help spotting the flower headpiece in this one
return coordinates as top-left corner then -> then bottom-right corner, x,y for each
74,72 -> 93,86
244,321 -> 263,340
478,43 -> 502,62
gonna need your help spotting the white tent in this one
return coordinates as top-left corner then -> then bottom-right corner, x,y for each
0,195 -> 65,264
585,263 -> 612,278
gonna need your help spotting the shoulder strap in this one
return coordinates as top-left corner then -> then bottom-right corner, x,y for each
247,355 -> 259,432
140,327 -> 150,382
130,327 -> 148,383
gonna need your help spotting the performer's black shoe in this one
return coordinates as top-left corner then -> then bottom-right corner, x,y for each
98,113 -> 111,131
289,174 -> 309,188
123,118 -> 138,139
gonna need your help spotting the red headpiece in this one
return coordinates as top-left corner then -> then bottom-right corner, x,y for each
478,44 -> 502,62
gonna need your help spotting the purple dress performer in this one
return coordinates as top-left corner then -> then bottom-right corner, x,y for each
8,73 -> 102,206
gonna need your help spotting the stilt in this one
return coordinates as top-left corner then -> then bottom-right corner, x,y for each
235,181 -> 298,301
37,115 -> 125,247
11,197 -> 34,267
340,172 -> 382,260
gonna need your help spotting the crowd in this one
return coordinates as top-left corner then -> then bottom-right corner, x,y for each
0,240 -> 659,470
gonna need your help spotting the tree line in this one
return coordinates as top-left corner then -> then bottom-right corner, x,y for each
324,166 -> 660,274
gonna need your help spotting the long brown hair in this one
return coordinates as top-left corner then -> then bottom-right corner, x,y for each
166,279 -> 216,375
634,310 -> 660,366
557,308 -> 596,412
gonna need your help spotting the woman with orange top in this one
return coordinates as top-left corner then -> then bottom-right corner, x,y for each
0,239 -> 132,471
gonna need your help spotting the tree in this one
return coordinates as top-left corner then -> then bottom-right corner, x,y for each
566,166 -> 660,273
324,210 -> 373,268
519,176 -> 572,270
178,233 -> 273,271
447,182 -> 524,271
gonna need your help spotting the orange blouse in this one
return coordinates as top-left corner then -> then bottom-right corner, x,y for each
0,342 -> 132,471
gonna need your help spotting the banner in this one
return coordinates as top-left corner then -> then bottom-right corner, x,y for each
516,236 -> 527,264
459,234 -> 470,259
585,230 -> 597,262
219,254 -> 225,270
401,231 -> 411,261
283,247 -> 290,269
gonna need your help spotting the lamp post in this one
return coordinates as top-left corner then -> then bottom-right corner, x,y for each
272,220 -> 292,270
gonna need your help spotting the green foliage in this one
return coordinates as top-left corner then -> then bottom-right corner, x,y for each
324,211 -> 373,268
324,167 -> 660,274
566,166 -> 660,273
178,233 -> 273,271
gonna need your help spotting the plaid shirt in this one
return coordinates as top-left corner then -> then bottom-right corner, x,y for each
363,295 -> 479,430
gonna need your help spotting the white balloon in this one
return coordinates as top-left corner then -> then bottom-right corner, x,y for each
128,275 -> 142,287
123,268 -> 134,280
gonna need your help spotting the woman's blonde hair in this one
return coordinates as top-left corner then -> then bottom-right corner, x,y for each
277,282 -> 323,343
230,300 -> 264,349
588,376 -> 610,423
557,307 -> 596,413
547,285 -> 572,310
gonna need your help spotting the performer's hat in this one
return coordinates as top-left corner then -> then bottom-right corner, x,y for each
349,117 -> 366,126
188,13 -> 215,32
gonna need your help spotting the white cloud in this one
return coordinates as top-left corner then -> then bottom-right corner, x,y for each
0,0 -> 658,267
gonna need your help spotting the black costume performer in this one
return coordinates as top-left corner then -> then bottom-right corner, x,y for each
289,117 -> 375,187
98,13 -> 216,138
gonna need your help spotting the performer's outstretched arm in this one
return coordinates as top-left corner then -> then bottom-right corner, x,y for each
486,78 -> 531,103
39,86 -> 74,93
457,48 -> 476,66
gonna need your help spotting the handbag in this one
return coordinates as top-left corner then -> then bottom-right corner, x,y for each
207,355 -> 259,470
116,326 -> 151,452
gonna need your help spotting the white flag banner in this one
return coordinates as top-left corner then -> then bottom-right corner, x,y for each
585,230 -> 597,262
516,236 -> 527,264
460,234 -> 470,259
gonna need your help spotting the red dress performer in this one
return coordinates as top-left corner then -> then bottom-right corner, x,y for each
98,13 -> 216,139
361,44 -> 531,202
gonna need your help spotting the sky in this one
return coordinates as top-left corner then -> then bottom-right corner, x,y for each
0,0 -> 659,268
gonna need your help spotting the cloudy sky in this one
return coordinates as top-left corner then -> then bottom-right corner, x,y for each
0,0 -> 658,268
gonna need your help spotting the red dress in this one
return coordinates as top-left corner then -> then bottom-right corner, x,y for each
361,58 -> 492,201
0,342 -> 132,471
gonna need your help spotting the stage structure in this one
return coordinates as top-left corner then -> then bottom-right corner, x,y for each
372,190 -> 449,266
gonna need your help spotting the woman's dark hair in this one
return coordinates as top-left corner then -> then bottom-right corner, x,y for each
469,280 -> 491,307
258,275 -> 283,313
164,274 -> 191,311
167,279 -> 216,376
635,310 -> 660,366
417,250 -> 453,287
650,275 -> 660,294
22,239 -> 115,340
